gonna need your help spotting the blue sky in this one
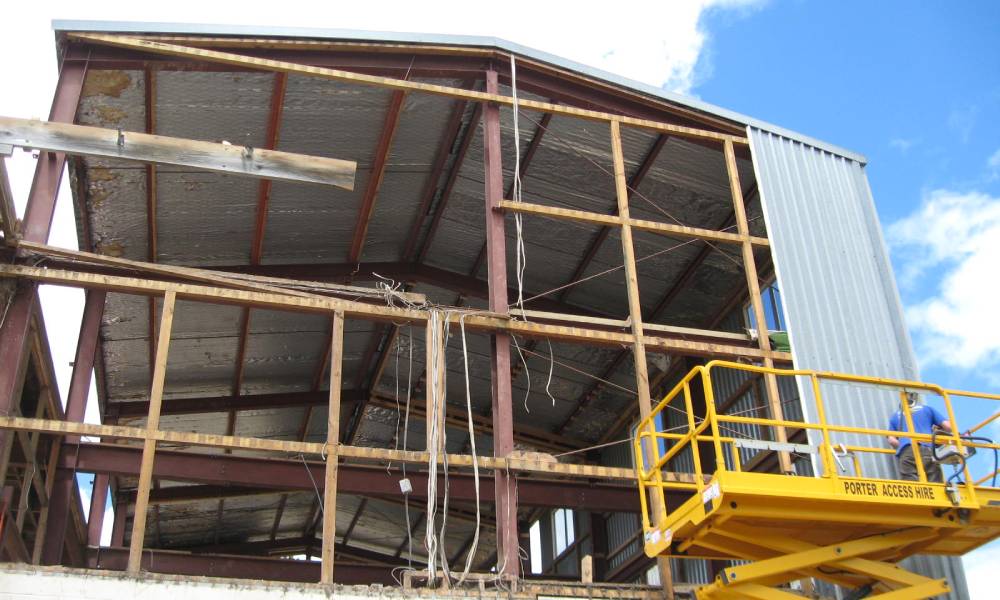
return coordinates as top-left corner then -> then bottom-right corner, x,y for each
692,3 -> 999,596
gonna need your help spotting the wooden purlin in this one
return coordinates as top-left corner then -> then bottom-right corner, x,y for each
723,139 -> 792,474
609,120 -> 673,597
68,33 -> 750,145
0,415 -> 676,483
320,312 -> 345,584
127,290 -> 176,573
0,264 -> 790,361
498,200 -> 769,247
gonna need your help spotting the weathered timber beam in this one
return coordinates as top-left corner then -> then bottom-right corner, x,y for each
0,263 -> 789,360
64,443 -> 654,512
0,116 -> 356,190
68,34 -> 749,145
498,200 -> 769,247
214,261 -> 601,317
14,241 -> 426,304
16,417 -> 642,481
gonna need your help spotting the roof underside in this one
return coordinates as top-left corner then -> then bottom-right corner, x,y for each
63,29 -> 771,566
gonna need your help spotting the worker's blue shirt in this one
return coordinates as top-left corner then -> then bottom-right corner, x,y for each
888,404 -> 947,456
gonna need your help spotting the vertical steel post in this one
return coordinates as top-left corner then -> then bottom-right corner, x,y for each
484,68 -> 519,578
87,473 -> 110,546
40,289 -> 106,564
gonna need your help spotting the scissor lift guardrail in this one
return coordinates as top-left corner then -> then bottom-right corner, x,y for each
634,361 -> 1000,599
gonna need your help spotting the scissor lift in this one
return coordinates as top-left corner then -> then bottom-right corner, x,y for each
634,361 -> 1000,599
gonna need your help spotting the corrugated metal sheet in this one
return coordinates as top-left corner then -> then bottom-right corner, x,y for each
749,128 -> 968,599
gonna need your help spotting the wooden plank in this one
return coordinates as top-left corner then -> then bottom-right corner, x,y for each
127,290 -> 175,574
0,264 -> 789,361
498,199 -> 768,247
723,139 -> 791,474
611,121 -> 673,598
511,308 -> 751,342
68,34 -> 749,145
320,312 -> 345,584
0,116 -> 356,190
0,416 -> 680,484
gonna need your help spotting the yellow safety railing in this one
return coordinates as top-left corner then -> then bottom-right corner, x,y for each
633,360 -> 1000,535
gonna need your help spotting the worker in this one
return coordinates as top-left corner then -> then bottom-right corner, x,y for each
886,393 -> 951,482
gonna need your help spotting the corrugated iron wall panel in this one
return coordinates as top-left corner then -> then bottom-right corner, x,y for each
749,127 -> 968,599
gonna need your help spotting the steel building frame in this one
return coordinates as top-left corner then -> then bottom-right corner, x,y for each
0,27 -> 800,597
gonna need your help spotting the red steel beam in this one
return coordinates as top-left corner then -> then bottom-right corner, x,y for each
108,389 -> 365,419
85,546 -> 395,585
349,90 -> 407,263
250,72 -> 289,265
402,96 -> 470,261
41,289 -> 106,564
415,103 -> 483,262
483,69 -> 518,577
64,443 -> 644,512
224,73 -> 289,539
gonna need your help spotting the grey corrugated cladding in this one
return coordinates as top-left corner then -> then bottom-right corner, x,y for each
749,127 -> 969,599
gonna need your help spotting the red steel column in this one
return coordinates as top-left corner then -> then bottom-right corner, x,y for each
0,60 -> 86,487
87,473 -> 110,546
41,289 -> 106,564
483,68 -> 519,577
22,60 -> 88,243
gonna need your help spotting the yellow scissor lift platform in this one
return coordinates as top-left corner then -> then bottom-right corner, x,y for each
634,362 -> 1000,599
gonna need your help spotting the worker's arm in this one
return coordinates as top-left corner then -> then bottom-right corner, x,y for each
932,406 -> 953,434
887,412 -> 901,449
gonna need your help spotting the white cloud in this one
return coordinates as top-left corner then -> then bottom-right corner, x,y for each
888,190 -> 1000,373
889,137 -> 918,152
947,106 -> 978,143
963,540 -> 1000,599
988,149 -> 1000,178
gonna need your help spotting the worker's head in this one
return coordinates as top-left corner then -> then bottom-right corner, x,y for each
902,392 -> 919,410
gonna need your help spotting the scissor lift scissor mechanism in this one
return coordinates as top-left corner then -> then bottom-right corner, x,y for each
634,362 -> 1000,599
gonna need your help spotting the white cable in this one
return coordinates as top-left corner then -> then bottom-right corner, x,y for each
510,333 -> 532,414
545,338 -> 556,407
456,312 -> 482,584
510,56 -> 528,315
424,312 -> 441,583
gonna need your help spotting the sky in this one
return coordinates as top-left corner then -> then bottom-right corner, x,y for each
2,0 -> 999,596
